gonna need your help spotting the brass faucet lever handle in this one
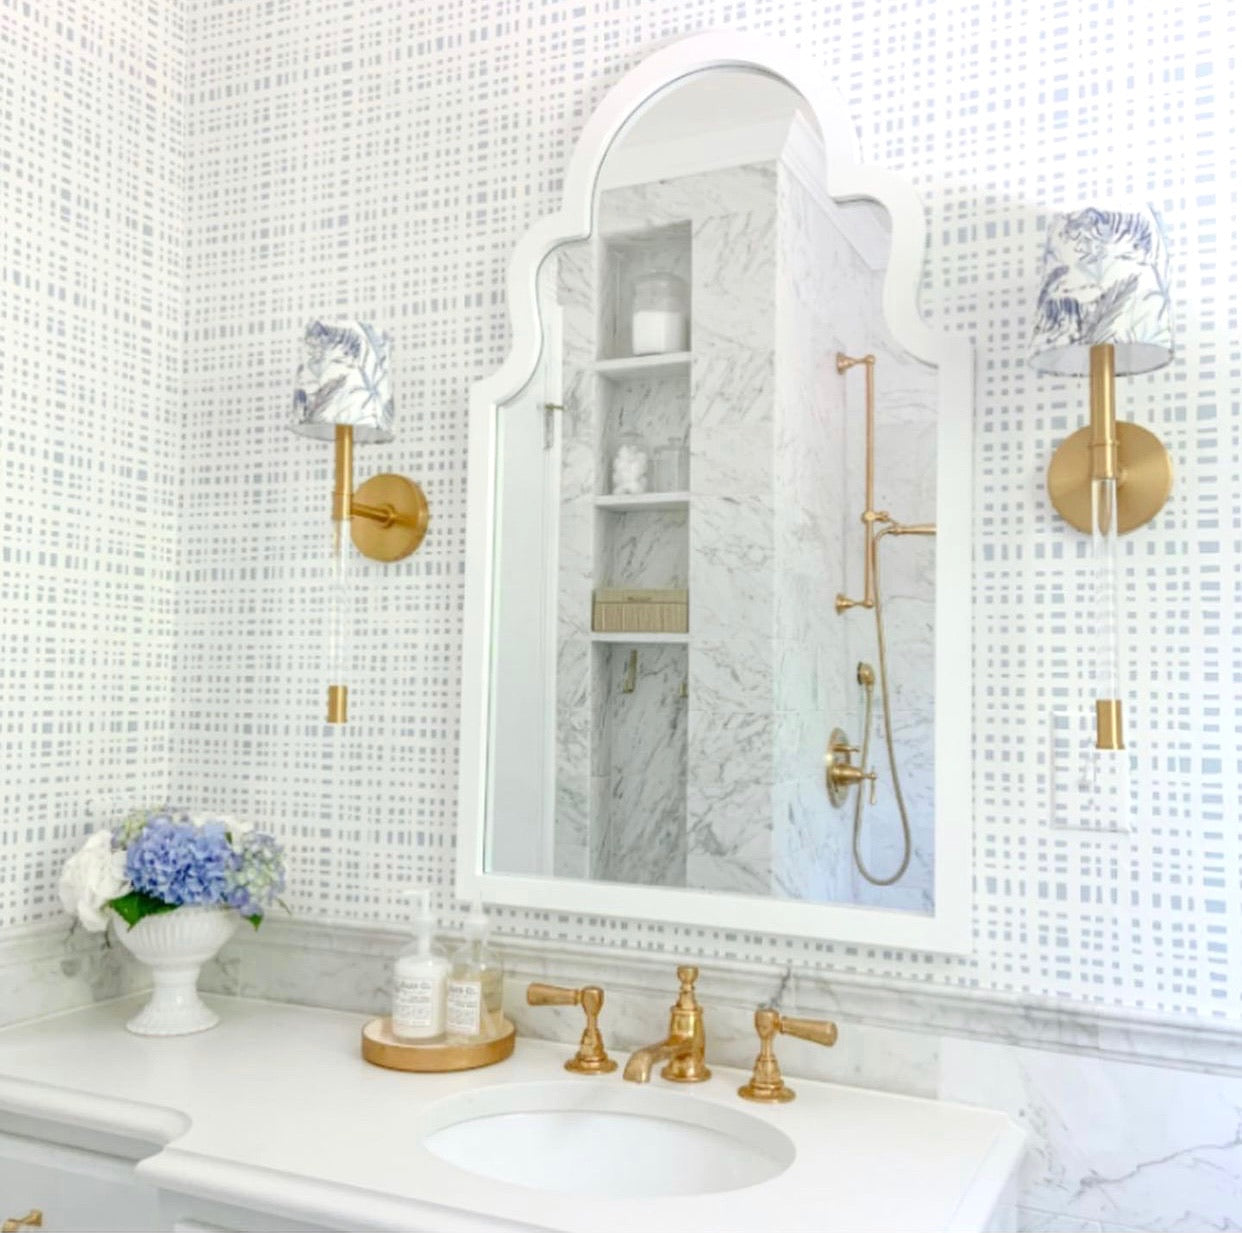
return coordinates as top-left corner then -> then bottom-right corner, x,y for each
525,982 -> 617,1075
738,1008 -> 838,1104
779,1015 -> 839,1048
526,982 -> 580,1006
3,1212 -> 43,1233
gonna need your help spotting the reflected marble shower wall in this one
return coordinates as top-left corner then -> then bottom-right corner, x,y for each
552,149 -> 935,903
592,644 -> 688,884
770,159 -> 856,903
685,169 -> 781,894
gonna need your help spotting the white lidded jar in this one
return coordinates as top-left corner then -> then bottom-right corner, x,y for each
445,897 -> 504,1042
610,430 -> 650,496
391,888 -> 449,1042
630,272 -> 689,356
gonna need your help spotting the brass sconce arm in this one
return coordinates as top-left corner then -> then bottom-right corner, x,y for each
332,425 -> 430,552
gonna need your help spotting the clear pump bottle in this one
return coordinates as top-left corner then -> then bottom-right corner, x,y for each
391,889 -> 449,1042
445,898 -> 504,1042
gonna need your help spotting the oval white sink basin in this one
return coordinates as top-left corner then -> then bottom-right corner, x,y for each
421,1081 -> 796,1198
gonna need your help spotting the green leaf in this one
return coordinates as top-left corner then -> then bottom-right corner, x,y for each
108,891 -> 177,930
247,914 -> 262,931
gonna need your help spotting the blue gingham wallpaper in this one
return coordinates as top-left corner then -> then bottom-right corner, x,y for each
3,0 -> 1238,1021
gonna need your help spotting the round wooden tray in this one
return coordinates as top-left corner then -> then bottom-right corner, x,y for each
361,1016 -> 516,1073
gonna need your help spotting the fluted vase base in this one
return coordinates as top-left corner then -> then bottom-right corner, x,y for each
112,906 -> 240,1037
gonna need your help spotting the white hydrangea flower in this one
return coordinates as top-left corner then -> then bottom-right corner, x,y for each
59,831 -> 130,932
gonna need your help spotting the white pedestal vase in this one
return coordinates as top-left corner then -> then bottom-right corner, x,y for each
112,905 -> 240,1036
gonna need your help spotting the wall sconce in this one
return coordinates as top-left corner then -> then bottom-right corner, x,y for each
1029,207 -> 1174,751
291,320 -> 429,724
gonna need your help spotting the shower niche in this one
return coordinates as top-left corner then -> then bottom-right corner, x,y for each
464,34 -> 973,952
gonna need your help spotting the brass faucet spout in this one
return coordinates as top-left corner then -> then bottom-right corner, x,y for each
622,1038 -> 694,1083
621,965 -> 711,1084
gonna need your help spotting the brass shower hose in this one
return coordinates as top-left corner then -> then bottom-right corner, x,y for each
852,523 -> 933,887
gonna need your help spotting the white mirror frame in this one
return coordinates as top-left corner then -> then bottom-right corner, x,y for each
458,30 -> 973,952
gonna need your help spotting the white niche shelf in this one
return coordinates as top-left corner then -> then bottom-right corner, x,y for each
594,491 -> 690,513
589,631 -> 690,645
593,351 -> 692,381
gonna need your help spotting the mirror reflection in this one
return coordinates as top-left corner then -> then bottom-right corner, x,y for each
487,69 -> 938,913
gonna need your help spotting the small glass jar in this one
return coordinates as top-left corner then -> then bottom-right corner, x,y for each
630,273 -> 689,356
652,437 -> 687,492
611,431 -> 650,495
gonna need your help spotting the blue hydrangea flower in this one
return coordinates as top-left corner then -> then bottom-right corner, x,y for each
224,831 -> 287,920
124,815 -> 238,907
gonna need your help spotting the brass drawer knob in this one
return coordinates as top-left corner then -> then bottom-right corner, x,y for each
526,982 -> 617,1074
3,1211 -> 43,1233
738,1007 -> 838,1103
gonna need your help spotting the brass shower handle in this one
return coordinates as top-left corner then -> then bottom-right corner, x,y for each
826,729 -> 876,808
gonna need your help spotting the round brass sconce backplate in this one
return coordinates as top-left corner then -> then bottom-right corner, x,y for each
1046,421 -> 1173,534
351,474 -> 430,562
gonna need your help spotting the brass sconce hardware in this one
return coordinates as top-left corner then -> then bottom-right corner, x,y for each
737,1007 -> 838,1104
825,727 -> 876,809
1043,343 -> 1170,752
333,425 -> 430,564
2,1211 -> 43,1233
1030,208 -> 1175,752
526,982 -> 617,1074
291,320 -> 431,724
623,965 -> 711,1084
1046,402 -> 1172,535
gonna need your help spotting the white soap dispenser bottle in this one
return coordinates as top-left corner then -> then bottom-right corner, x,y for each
391,889 -> 449,1043
446,897 -> 504,1042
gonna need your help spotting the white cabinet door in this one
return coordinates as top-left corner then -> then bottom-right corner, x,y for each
0,1130 -> 162,1232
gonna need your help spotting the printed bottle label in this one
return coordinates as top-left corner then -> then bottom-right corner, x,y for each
393,975 -> 437,1032
446,979 -> 483,1036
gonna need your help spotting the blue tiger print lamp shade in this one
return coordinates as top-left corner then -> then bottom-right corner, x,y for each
291,319 -> 395,442
1029,207 -> 1173,376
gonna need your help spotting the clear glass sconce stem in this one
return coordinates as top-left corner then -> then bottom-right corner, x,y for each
327,425 -> 353,724
1088,344 -> 1123,751
1090,473 -> 1123,749
326,520 -> 349,723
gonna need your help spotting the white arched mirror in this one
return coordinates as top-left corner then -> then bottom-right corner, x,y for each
458,32 -> 972,951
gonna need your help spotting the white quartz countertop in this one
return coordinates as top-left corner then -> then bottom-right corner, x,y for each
0,995 -> 1024,1233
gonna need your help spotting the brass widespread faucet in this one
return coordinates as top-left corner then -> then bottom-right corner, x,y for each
622,965 -> 711,1083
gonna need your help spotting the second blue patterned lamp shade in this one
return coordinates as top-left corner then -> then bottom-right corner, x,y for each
1029,206 -> 1173,377
291,319 -> 395,442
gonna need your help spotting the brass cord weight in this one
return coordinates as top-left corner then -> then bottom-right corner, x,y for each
738,1007 -> 838,1104
526,982 -> 617,1074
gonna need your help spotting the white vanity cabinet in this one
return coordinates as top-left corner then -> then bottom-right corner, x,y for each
0,1118 -> 161,1232
0,1119 -> 331,1233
